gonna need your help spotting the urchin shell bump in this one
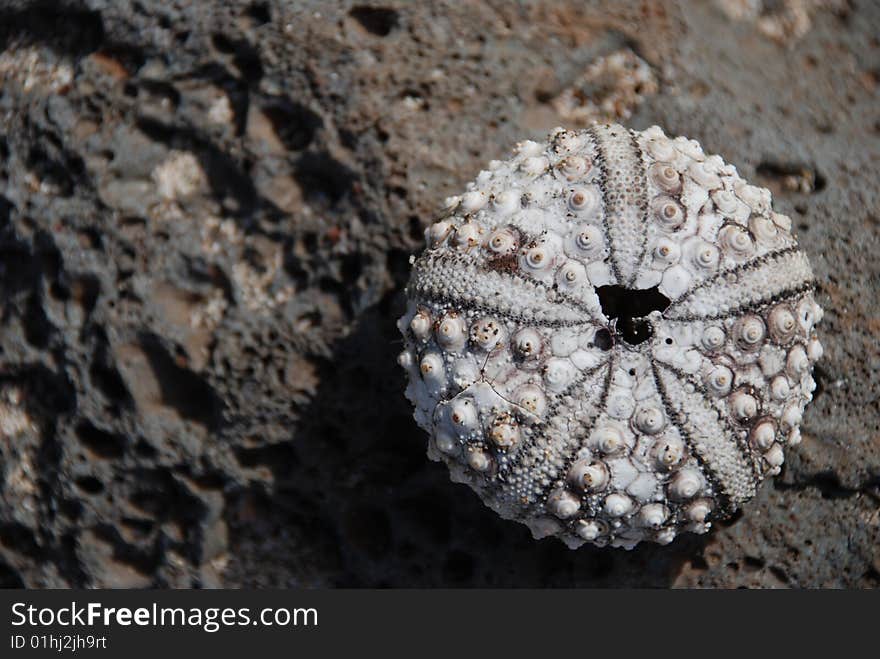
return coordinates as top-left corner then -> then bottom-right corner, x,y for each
397,124 -> 823,549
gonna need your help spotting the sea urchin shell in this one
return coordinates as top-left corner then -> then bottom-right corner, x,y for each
397,124 -> 822,549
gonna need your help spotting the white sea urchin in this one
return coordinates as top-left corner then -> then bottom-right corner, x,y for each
397,124 -> 822,549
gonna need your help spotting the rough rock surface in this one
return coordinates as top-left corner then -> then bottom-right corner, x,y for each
0,0 -> 876,587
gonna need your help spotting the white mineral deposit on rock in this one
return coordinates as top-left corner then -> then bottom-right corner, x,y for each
398,123 -> 823,549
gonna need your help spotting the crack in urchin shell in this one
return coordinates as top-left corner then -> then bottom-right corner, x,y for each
521,358 -> 615,519
489,358 -> 613,517
397,123 -> 823,549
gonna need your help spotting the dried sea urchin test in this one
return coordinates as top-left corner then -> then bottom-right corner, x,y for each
397,124 -> 823,549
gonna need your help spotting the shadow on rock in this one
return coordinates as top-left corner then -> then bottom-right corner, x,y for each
225,288 -> 710,587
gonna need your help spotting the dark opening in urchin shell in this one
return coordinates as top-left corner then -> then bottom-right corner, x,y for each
595,285 -> 670,345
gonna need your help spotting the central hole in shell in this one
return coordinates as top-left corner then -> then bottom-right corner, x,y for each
595,285 -> 671,346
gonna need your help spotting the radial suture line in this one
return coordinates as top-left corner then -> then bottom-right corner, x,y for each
586,126 -> 621,285
651,362 -> 759,514
654,360 -> 763,480
410,252 -> 602,327
515,359 -> 614,519
588,124 -> 650,289
666,247 -> 815,320
627,127 -> 651,285
497,359 -> 611,479
669,282 -> 815,325
487,359 -> 612,510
